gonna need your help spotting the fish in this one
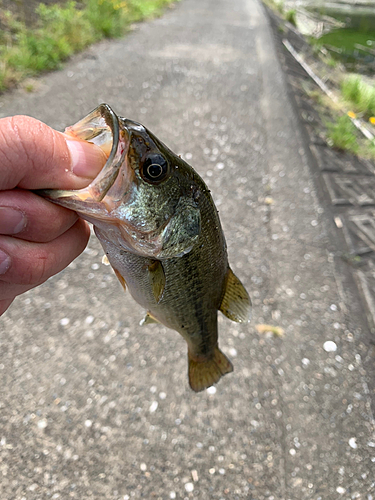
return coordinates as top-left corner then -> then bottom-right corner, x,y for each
38,104 -> 251,392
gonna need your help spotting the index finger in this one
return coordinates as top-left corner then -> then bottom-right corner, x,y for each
0,115 -> 107,191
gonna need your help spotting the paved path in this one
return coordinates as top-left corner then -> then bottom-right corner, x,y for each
1,0 -> 374,498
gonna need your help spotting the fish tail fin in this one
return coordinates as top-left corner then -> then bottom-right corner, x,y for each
188,347 -> 233,393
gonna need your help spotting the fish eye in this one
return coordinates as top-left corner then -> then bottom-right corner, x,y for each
141,154 -> 169,184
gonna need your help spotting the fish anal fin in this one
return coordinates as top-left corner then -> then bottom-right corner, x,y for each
140,312 -> 160,326
188,347 -> 233,392
219,268 -> 251,323
113,268 -> 127,292
148,260 -> 166,303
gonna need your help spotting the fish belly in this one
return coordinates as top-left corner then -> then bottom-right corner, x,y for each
95,228 -> 227,357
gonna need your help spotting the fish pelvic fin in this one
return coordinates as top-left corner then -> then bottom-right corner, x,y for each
140,312 -> 160,326
113,267 -> 127,292
219,268 -> 251,323
188,347 -> 233,393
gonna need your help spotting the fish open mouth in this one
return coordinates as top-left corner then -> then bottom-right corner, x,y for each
40,104 -> 129,207
38,105 -> 181,257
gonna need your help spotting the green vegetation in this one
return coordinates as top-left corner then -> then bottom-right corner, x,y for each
326,114 -> 375,160
326,57 -> 337,68
326,115 -> 359,154
0,0 -> 176,91
314,28 -> 375,54
310,28 -> 375,72
262,0 -> 284,15
341,74 -> 375,118
285,9 -> 296,27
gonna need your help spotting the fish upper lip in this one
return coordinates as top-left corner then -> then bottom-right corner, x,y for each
83,104 -> 129,202
65,104 -> 122,196
39,104 -> 130,204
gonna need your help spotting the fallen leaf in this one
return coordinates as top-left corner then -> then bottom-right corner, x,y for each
102,254 -> 110,265
255,324 -> 284,337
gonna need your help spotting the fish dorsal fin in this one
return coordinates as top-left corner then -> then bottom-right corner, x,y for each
219,268 -> 251,323
140,312 -> 160,326
148,260 -> 166,303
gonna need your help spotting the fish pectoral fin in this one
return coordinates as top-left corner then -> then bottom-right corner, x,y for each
148,260 -> 166,303
113,267 -> 127,291
219,268 -> 251,323
158,198 -> 201,258
188,347 -> 233,392
140,312 -> 160,326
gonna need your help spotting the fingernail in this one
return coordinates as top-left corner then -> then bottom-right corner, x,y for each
0,250 -> 11,275
66,139 -> 107,179
0,207 -> 26,234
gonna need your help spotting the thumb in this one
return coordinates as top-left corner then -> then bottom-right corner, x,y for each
0,115 -> 107,191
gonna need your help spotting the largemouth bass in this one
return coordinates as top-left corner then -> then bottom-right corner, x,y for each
39,104 -> 251,392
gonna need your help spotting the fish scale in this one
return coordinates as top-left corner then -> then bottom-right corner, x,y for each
96,181 -> 226,356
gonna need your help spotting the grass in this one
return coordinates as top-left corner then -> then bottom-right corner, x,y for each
285,9 -> 296,27
0,0 -> 176,92
326,115 -> 360,154
326,114 -> 375,160
341,74 -> 375,118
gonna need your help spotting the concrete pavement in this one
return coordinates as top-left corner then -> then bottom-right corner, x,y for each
1,0 -> 374,498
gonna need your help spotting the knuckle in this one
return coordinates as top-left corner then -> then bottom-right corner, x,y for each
18,249 -> 52,286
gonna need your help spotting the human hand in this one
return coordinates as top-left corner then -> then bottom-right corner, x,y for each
0,115 -> 107,316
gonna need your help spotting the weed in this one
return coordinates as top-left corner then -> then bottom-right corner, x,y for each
24,83 -> 34,92
326,115 -> 359,154
340,253 -> 362,267
276,1 -> 284,14
285,9 -> 296,26
341,74 -> 375,117
84,0 -> 126,38
326,57 -> 337,68
325,114 -> 375,160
